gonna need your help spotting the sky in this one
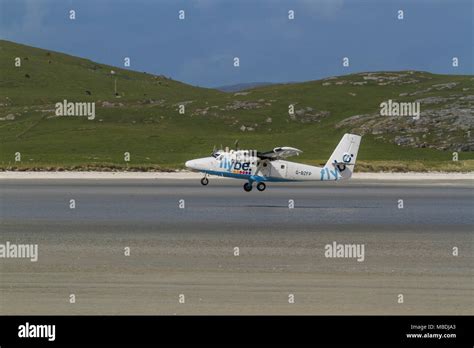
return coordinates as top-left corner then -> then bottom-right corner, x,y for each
0,0 -> 472,87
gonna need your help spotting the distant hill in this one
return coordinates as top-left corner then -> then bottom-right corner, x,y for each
216,82 -> 276,92
0,39 -> 473,172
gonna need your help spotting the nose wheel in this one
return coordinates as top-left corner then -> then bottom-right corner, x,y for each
256,182 -> 266,191
200,177 -> 209,186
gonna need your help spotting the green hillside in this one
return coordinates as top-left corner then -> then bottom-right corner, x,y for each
0,40 -> 472,172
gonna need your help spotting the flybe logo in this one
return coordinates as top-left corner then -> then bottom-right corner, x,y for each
219,158 -> 252,175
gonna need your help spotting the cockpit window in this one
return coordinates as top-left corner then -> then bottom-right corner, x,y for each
212,152 -> 220,158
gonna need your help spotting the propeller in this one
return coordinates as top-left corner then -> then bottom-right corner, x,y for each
234,139 -> 240,150
211,145 -> 217,156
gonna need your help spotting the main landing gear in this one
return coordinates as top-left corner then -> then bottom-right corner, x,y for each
200,176 -> 209,186
243,182 -> 266,192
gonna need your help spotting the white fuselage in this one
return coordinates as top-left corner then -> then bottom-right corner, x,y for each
185,152 -> 344,182
185,134 -> 361,188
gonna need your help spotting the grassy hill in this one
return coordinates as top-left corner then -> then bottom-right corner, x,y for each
0,40 -> 473,172
215,82 -> 276,92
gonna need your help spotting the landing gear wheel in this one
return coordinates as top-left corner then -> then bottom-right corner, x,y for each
256,182 -> 266,192
201,177 -> 209,186
243,182 -> 253,192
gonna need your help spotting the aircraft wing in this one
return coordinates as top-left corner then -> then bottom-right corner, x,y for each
258,146 -> 303,160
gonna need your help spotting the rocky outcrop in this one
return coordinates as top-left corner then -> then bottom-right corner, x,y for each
225,100 -> 263,110
290,107 -> 330,123
336,95 -> 474,151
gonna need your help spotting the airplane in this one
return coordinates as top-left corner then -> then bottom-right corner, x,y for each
185,133 -> 361,192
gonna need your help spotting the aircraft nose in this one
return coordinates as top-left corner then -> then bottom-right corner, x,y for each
185,160 -> 197,170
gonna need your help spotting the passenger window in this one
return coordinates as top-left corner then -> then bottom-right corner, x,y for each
281,165 -> 285,169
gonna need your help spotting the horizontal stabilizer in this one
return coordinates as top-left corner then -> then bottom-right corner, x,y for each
331,162 -> 355,166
